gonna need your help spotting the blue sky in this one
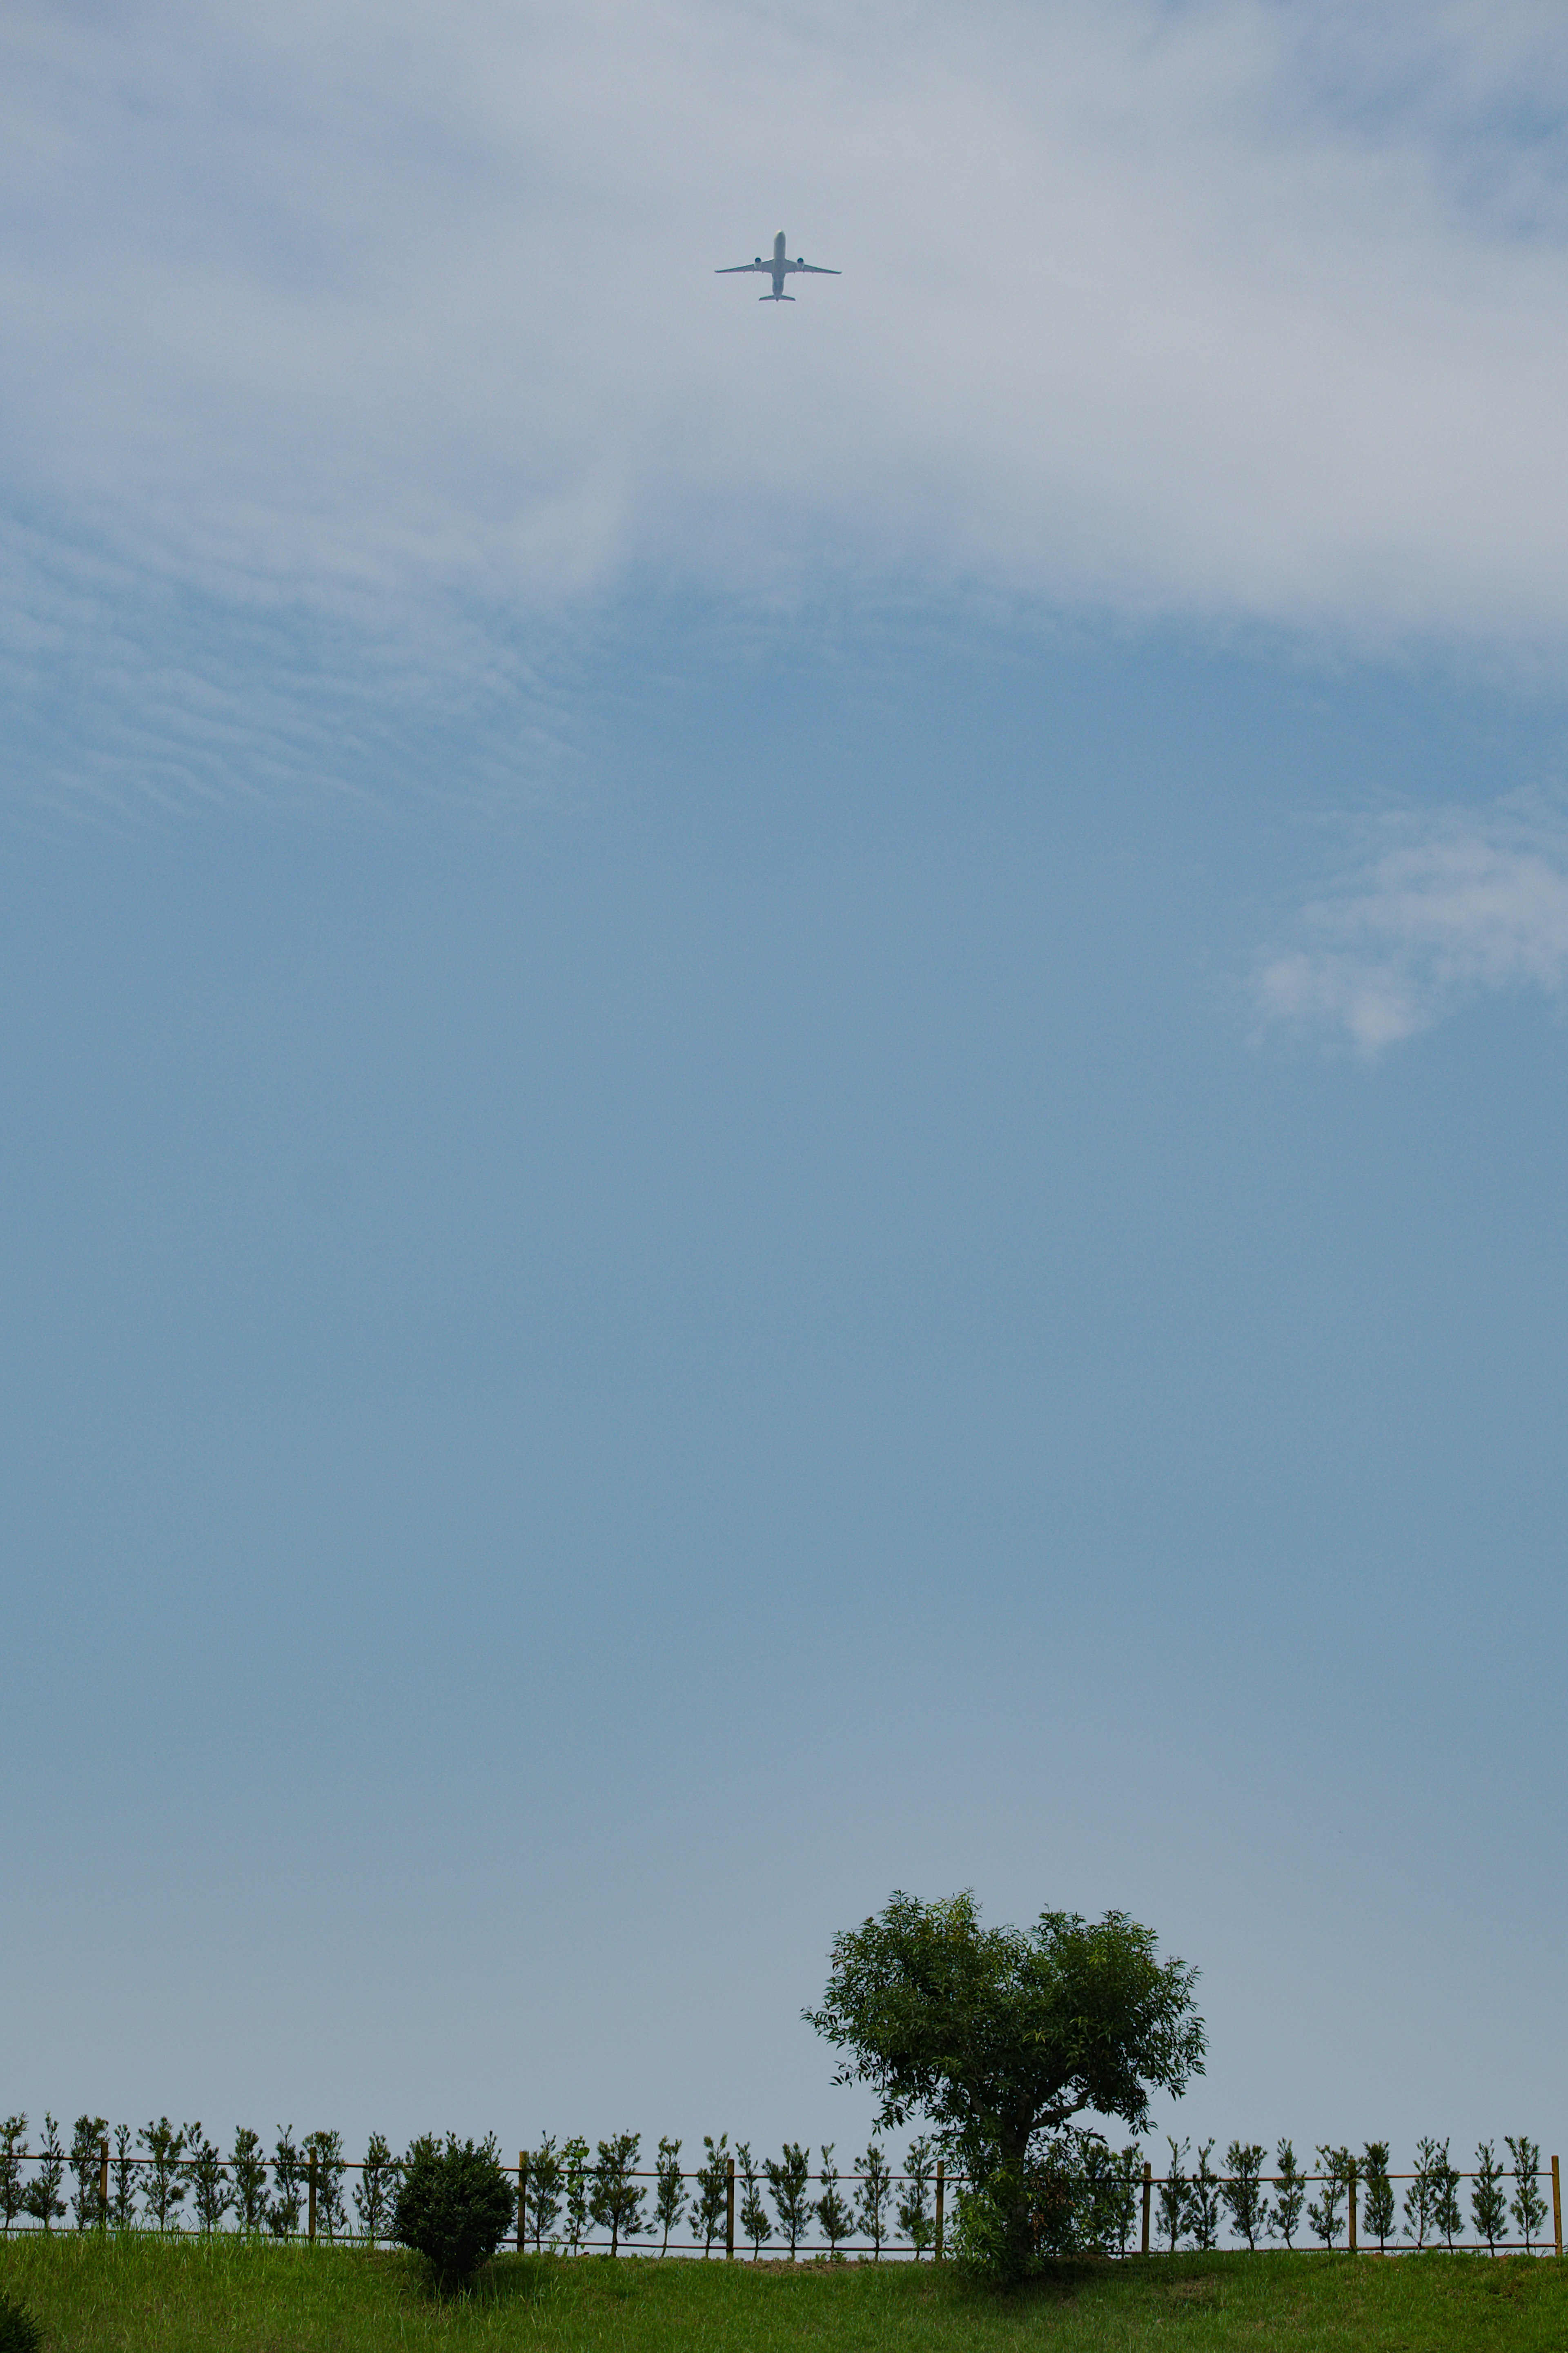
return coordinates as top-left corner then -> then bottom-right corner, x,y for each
4,0 -> 1568,2176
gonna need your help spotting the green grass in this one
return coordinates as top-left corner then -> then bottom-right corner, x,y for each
2,2237 -> 1566,2352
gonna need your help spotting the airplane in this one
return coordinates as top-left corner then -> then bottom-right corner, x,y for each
716,230 -> 840,301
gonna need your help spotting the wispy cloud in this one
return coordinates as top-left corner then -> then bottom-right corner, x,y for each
1254,796 -> 1568,1053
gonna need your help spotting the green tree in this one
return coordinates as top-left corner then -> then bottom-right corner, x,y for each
855,2142 -> 893,2257
561,2137 -> 590,2255
1156,2137 -> 1189,2253
1430,2142 -> 1462,2250
138,2120 -> 187,2235
1506,2137 -> 1546,2252
1188,2141 -> 1220,2251
1,2120 -> 28,2239
21,2117 -> 65,2234
108,2127 -> 138,2232
691,2135 -> 730,2257
589,2132 -> 645,2255
805,1891 -> 1204,2283
268,2129 -> 303,2239
1471,2142 -> 1506,2255
1403,2137 -> 1441,2248
1219,2142 -> 1266,2251
187,2126 -> 233,2234
393,2133 -> 515,2293
69,2118 -> 108,2233
230,2130 -> 270,2235
815,2145 -> 853,2256
353,2134 -> 400,2245
303,2130 -> 347,2241
0,2285 -> 43,2353
896,2136 -> 935,2258
1306,2147 -> 1349,2249
653,2137 -> 684,2256
524,2136 -> 563,2251
1267,2140 -> 1305,2250
735,2144 -> 772,2259
1361,2143 -> 1395,2253
765,2141 -> 813,2259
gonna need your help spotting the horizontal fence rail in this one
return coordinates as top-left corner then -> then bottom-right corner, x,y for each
0,2136 -> 1561,2262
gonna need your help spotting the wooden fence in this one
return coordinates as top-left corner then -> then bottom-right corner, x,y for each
2,2145 -> 1562,2261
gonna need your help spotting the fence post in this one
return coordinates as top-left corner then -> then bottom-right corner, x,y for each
1348,2159 -> 1357,2255
98,2138 -> 109,2228
518,2155 -> 528,2253
308,2156 -> 317,2245
726,2157 -> 735,2259
1141,2161 -> 1152,2255
935,2160 -> 945,2263
1552,2156 -> 1562,2258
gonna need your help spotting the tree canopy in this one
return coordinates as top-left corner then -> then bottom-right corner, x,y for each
805,1891 -> 1205,2275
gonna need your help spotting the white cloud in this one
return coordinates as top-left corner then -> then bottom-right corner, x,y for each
6,0 -> 1568,649
1253,796 -> 1568,1052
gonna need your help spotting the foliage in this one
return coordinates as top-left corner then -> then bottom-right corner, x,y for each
1306,2146 -> 1348,2250
1404,2137 -> 1442,2249
268,2130 -> 303,2240
21,2117 -> 66,2234
1470,2142 -> 1506,2255
896,2136 -> 935,2259
1506,2137 -> 1546,2252
0,2289 -> 42,2353
187,2125 -> 234,2234
560,2139 -> 590,2257
1156,2138 -> 1189,2254
1219,2143 -> 1266,2251
523,2136 -> 562,2252
855,2143 -> 893,2257
0,2119 -> 28,2238
1267,2140 -> 1304,2250
303,2130 -> 347,2241
69,2117 -> 109,2232
108,2127 -> 138,2232
806,1891 -> 1204,2283
764,2142 -> 813,2259
1430,2142 -> 1463,2251
588,2133 -> 646,2255
734,2144 -> 771,2260
690,2135 -> 730,2257
392,2133 -> 516,2293
815,2146 -> 853,2257
1188,2141 -> 1220,2252
1086,2145 -> 1142,2258
1361,2142 -> 1395,2253
352,2134 -> 399,2246
230,2130 -> 270,2235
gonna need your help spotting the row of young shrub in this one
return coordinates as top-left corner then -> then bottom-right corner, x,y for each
1,2114 -> 1552,2260
1147,2135 -> 1552,2256
0,2117 -> 944,2256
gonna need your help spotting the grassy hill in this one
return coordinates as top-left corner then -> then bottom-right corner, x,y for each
3,2237 -> 1565,2351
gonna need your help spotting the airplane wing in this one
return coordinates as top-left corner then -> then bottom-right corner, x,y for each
790,262 -> 840,274
715,261 -> 768,273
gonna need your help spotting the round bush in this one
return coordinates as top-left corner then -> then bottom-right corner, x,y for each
393,2133 -> 517,2292
0,2291 -> 43,2353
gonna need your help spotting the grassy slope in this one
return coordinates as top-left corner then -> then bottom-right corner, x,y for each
3,2239 -> 1566,2353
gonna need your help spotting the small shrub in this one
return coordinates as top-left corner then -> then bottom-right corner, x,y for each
393,2132 -> 517,2293
1306,2146 -> 1349,2249
1506,2137 -> 1546,2252
1220,2142 -> 1267,2251
230,2129 -> 270,2235
1403,2138 -> 1441,2248
1,2120 -> 27,2239
138,2119 -> 187,2234
691,2135 -> 730,2257
1157,2137 -> 1189,2253
524,2136 -> 563,2251
1471,2141 -> 1507,2255
1188,2141 -> 1220,2251
1361,2143 -> 1395,2253
268,2129 -> 303,2239
1430,2142 -> 1462,2250
735,2143 -> 771,2259
0,2288 -> 43,2353
188,2123 -> 233,2235
895,2137 -> 935,2258
108,2126 -> 138,2231
588,2131 -> 646,2255
561,2138 -> 590,2256
1268,2140 -> 1305,2250
353,2133 -> 400,2246
69,2116 -> 108,2232
22,2115 -> 66,2233
855,2143 -> 892,2257
303,2130 -> 346,2240
765,2141 -> 812,2259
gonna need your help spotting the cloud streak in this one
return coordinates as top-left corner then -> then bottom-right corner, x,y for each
1254,795 -> 1568,1053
